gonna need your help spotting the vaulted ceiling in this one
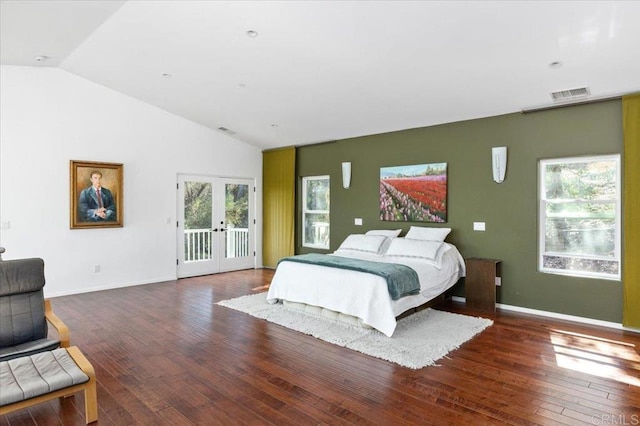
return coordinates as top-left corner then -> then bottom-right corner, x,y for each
2,1 -> 639,150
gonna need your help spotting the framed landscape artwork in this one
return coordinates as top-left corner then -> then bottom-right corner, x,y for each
70,160 -> 123,229
379,162 -> 447,223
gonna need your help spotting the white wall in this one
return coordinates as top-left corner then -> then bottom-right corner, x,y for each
0,66 -> 263,297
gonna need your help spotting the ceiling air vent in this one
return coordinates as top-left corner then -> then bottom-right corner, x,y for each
217,126 -> 236,135
550,87 -> 590,102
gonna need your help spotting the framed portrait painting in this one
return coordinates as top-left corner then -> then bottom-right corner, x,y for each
380,162 -> 447,223
70,160 -> 123,229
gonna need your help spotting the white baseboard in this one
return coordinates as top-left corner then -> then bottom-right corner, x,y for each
46,275 -> 177,298
451,296 -> 640,334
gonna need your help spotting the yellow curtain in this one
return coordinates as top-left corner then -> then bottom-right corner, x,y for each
262,147 -> 296,268
623,93 -> 640,329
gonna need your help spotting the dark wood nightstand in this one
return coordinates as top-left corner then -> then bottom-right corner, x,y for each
465,258 -> 501,312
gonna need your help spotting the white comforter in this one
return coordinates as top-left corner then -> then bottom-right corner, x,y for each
266,243 -> 466,337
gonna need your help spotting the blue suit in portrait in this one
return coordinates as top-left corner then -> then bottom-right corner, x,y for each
79,186 -> 116,221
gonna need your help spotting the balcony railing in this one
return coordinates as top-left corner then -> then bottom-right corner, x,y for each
184,228 -> 249,263
226,228 -> 250,258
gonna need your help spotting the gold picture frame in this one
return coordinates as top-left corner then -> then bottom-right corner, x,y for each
70,160 -> 123,229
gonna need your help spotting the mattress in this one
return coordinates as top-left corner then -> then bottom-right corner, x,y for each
266,243 -> 465,336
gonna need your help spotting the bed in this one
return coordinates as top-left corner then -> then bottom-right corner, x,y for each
266,226 -> 466,337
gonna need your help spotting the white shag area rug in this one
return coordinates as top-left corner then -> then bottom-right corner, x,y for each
217,292 -> 493,369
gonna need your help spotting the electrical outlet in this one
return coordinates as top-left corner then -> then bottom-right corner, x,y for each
93,265 -> 100,273
473,222 -> 486,231
354,218 -> 363,226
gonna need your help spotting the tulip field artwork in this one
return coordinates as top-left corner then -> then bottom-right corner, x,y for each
380,163 -> 447,223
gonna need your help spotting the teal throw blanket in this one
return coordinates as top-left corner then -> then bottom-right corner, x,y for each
278,253 -> 420,300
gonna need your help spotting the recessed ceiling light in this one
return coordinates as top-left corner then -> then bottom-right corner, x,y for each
549,61 -> 563,69
246,30 -> 259,38
34,55 -> 48,62
161,73 -> 172,79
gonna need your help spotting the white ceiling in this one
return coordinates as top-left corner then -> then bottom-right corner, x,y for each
2,1 -> 639,150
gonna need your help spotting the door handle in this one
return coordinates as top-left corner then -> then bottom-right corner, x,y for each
212,228 -> 218,232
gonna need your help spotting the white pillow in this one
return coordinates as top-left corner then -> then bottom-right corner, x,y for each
364,229 -> 402,254
405,226 -> 451,242
335,234 -> 388,255
385,238 -> 451,268
365,229 -> 402,238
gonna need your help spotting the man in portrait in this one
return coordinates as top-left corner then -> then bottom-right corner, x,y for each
79,170 -> 116,221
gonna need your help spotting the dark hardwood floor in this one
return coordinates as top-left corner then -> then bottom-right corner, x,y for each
2,269 -> 639,425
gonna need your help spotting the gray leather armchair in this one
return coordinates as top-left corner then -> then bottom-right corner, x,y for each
0,257 -> 70,361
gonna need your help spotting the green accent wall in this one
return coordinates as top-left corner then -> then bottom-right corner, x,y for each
296,100 -> 624,323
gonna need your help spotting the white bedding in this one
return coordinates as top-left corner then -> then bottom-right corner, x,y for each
266,243 -> 466,337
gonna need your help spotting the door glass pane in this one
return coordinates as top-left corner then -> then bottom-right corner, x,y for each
184,181 -> 212,262
225,183 -> 249,258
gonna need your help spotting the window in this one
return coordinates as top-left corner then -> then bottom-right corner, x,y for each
302,176 -> 330,249
539,154 -> 621,280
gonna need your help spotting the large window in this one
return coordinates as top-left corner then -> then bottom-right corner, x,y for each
539,154 -> 621,280
302,176 -> 330,249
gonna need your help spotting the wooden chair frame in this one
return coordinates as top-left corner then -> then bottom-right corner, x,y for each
0,346 -> 98,424
44,299 -> 70,348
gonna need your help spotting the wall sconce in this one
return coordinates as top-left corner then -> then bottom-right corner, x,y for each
342,162 -> 351,189
492,146 -> 507,183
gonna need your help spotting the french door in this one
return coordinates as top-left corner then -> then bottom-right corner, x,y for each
177,174 -> 255,278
